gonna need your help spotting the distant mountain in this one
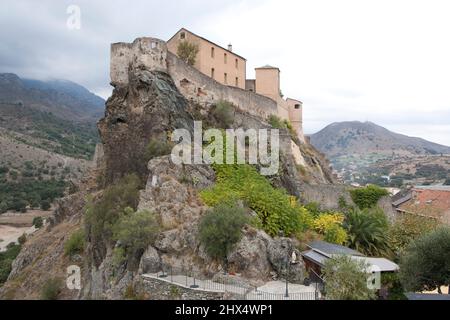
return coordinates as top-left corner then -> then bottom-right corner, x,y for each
0,73 -> 104,122
310,121 -> 450,158
0,73 -> 104,213
0,72 -> 105,160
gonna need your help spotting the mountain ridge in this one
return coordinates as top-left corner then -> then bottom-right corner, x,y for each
310,121 -> 450,158
0,73 -> 104,122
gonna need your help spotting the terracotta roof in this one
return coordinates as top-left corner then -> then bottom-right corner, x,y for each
168,28 -> 247,61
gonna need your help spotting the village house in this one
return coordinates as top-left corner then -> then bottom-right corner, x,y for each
167,28 -> 304,142
301,240 -> 399,297
393,185 -> 450,224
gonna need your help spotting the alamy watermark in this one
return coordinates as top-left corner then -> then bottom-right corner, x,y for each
66,5 -> 81,30
171,121 -> 280,176
66,265 -> 81,290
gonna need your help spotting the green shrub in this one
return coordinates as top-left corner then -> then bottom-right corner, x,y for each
200,164 -> 312,236
169,285 -> 182,299
0,244 -> 21,285
112,247 -> 127,268
388,214 -> 437,258
399,227 -> 450,293
323,255 -> 376,300
40,278 -> 62,300
177,41 -> 199,66
344,207 -> 391,257
268,115 -> 285,129
381,273 -> 406,300
40,200 -> 51,211
267,115 -> 298,141
64,230 -> 85,257
32,216 -> 44,229
350,185 -> 389,209
199,203 -> 248,264
84,174 -> 141,243
144,138 -> 173,162
211,101 -> 234,128
18,233 -> 27,245
112,208 -> 160,257
304,202 -> 321,218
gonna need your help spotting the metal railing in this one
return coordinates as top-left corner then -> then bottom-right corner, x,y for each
143,265 -> 320,300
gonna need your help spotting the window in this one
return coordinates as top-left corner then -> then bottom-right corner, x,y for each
224,73 -> 228,84
180,32 -> 185,40
235,59 -> 238,68
235,77 -> 239,86
294,104 -> 301,109
224,53 -> 227,64
211,47 -> 215,58
211,68 -> 215,79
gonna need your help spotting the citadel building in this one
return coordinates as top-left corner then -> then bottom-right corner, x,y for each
110,29 -> 305,143
167,28 -> 304,142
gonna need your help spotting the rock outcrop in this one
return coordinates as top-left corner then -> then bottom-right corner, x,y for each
1,37 -> 342,300
98,69 -> 194,184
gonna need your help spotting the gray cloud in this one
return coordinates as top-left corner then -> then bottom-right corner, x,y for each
1,0 -> 449,146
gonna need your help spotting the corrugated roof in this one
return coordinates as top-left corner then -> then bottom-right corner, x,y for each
307,240 -> 364,257
301,250 -> 329,267
350,256 -> 399,272
392,193 -> 412,207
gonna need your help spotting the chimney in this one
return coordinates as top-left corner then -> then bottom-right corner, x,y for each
228,43 -> 233,52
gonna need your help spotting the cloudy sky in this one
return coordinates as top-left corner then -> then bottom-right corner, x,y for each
1,0 -> 450,145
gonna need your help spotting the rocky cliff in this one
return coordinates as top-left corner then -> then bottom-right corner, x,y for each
0,39 -> 338,300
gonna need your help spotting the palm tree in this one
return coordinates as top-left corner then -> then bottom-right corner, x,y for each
344,207 -> 391,257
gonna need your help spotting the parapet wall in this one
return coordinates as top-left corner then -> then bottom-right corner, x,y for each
110,37 -> 299,127
167,52 -> 278,119
111,38 -> 168,86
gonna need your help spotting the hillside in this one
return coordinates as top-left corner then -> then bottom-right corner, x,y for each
0,73 -> 104,214
310,121 -> 450,158
0,73 -> 104,121
310,121 -> 450,186
0,38 -> 352,299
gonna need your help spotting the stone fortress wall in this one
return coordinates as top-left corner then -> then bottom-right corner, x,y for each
110,37 -> 303,142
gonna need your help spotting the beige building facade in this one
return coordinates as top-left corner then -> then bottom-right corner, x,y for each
167,28 -> 246,89
252,66 -> 304,141
166,28 -> 304,142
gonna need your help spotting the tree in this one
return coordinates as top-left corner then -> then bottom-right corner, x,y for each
350,185 -> 389,210
177,41 -> 199,66
40,199 -> 51,211
18,233 -> 27,245
85,174 -> 141,243
64,230 -> 85,257
112,208 -> 160,266
198,203 -> 248,268
399,227 -> 450,294
323,255 -> 376,300
12,199 -> 27,213
344,207 -> 391,257
41,278 -> 62,300
32,216 -> 44,229
388,214 -> 437,258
